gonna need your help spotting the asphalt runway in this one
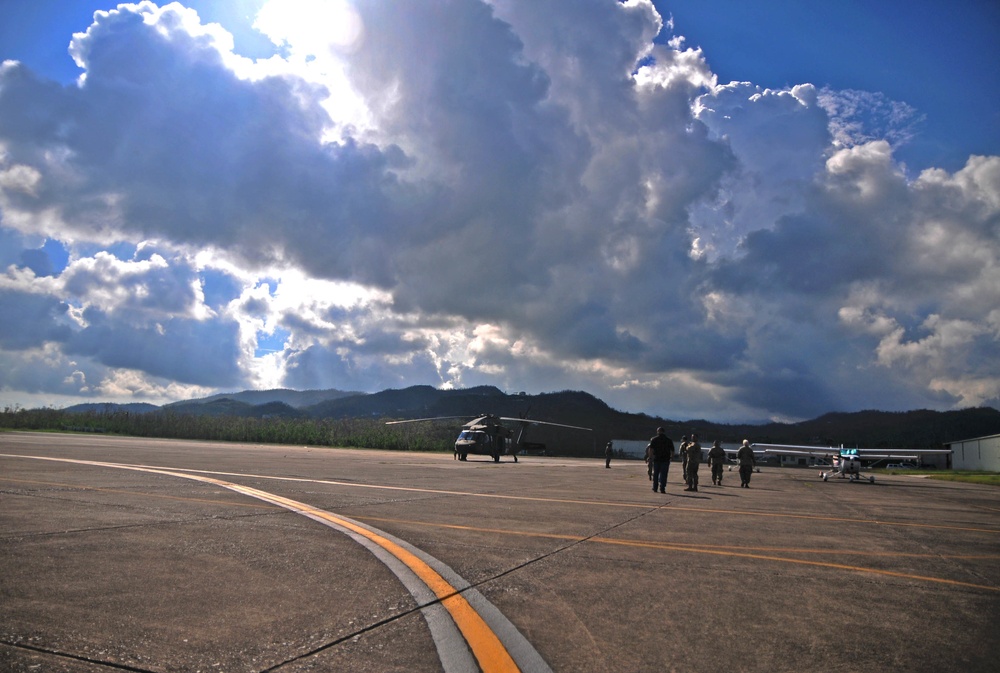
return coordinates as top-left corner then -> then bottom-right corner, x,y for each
2,431 -> 998,672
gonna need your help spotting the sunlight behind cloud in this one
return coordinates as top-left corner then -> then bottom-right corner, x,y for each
254,0 -> 363,53
251,0 -> 371,137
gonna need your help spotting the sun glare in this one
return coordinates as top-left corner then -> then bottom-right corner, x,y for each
254,0 -> 363,54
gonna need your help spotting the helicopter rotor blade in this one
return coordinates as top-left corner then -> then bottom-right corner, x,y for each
386,415 -> 592,433
498,417 -> 592,432
385,416 -> 472,425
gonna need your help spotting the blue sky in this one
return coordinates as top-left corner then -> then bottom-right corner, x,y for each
0,0 -> 998,422
663,0 -> 1000,172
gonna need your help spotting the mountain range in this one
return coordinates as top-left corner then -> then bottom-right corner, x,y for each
63,385 -> 1000,452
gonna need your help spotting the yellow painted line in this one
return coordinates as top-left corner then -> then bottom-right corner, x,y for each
3,456 -> 522,673
357,514 -> 1000,559
214,482 -> 521,673
7,455 -> 998,594
595,536 -> 1000,592
19,459 -> 996,594
1,477 -> 277,510
36,461 -> 994,536
662,504 -> 1000,535
6,458 -> 998,536
353,515 -> 1000,593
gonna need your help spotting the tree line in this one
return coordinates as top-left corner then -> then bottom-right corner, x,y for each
0,407 -> 457,453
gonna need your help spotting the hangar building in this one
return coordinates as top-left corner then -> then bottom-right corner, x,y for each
946,433 -> 1000,471
611,439 -> 655,459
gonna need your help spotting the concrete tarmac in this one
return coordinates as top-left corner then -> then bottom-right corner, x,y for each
2,431 -> 998,672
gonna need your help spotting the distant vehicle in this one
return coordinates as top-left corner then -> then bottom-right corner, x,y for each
887,463 -> 915,469
738,444 -> 951,483
386,413 -> 592,462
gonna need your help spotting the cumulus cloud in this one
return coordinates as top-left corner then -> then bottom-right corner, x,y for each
0,0 -> 997,421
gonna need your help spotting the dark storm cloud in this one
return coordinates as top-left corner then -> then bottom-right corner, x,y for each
65,307 -> 244,387
0,290 -> 72,349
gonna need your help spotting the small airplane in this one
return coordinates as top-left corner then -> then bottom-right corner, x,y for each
745,443 -> 952,483
386,413 -> 592,462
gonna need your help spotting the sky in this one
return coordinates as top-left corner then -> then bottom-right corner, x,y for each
0,0 -> 998,423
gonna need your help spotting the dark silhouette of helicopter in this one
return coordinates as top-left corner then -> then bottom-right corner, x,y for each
386,413 -> 592,462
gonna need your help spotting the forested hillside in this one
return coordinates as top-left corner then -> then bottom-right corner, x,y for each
6,386 -> 997,458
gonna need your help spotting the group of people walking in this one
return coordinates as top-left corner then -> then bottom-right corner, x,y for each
644,428 -> 757,492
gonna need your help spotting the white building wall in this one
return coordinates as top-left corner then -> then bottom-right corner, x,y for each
612,438 -> 730,460
947,434 -> 1000,471
612,439 -> 651,459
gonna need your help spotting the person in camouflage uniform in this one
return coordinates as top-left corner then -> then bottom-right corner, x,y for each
684,434 -> 702,492
707,439 -> 727,486
679,435 -> 690,484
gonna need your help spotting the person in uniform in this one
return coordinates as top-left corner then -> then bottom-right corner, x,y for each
679,435 -> 690,484
737,439 -> 756,488
605,441 -> 613,468
649,427 -> 674,494
684,434 -> 702,492
707,439 -> 727,486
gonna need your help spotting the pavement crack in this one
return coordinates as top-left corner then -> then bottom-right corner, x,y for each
256,605 -> 429,672
465,501 -> 670,587
255,505 -> 671,672
1,639 -> 160,672
0,510 -> 289,541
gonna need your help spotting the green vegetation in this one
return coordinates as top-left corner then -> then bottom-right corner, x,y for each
924,471 -> 1000,486
4,396 -> 998,469
28,386 -> 1000,455
0,406 -> 457,453
876,468 -> 1000,486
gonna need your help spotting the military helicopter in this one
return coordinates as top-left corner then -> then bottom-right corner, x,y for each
386,413 -> 592,462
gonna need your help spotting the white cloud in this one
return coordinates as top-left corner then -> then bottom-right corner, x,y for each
817,87 -> 925,152
255,0 -> 364,53
0,0 -> 997,421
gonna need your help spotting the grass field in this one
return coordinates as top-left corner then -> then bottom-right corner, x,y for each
925,471 -> 1000,486
879,469 -> 1000,486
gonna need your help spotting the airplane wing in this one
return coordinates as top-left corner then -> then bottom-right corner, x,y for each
499,417 -> 593,432
722,444 -> 778,457
751,443 -> 951,459
751,443 -> 842,457
852,449 -> 951,460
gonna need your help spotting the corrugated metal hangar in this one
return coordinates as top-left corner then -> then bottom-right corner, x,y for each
946,433 -> 1000,471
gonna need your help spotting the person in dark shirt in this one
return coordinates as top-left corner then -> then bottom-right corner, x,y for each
649,427 -> 674,494
737,439 -> 757,488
